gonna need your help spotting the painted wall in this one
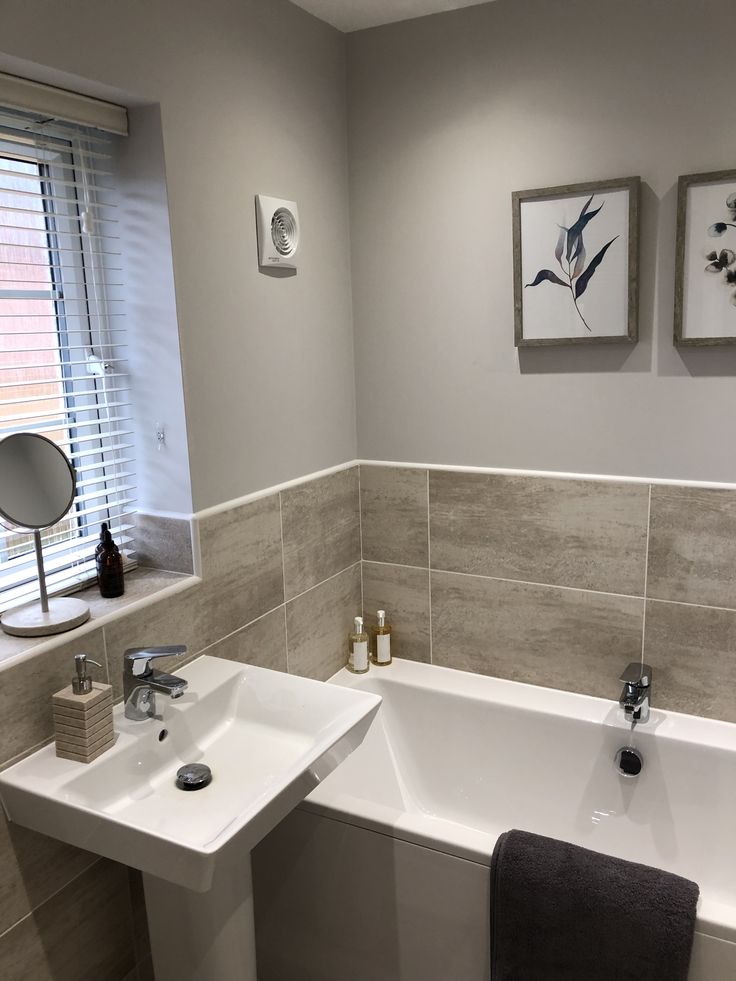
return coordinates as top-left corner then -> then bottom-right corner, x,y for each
347,0 -> 736,483
0,0 -> 356,510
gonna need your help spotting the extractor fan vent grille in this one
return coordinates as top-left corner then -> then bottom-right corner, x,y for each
271,207 -> 298,257
256,195 -> 300,269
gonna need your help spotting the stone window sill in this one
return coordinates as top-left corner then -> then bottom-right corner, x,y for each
0,568 -> 201,670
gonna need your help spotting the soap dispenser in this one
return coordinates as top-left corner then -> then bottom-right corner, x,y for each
52,654 -> 114,763
96,522 -> 124,598
371,609 -> 392,666
347,616 -> 369,674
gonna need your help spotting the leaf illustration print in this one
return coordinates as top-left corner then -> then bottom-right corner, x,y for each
526,195 -> 618,332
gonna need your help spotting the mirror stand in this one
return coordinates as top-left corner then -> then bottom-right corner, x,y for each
0,529 -> 90,638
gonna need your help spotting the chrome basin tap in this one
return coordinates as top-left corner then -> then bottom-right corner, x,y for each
619,662 -> 652,725
123,645 -> 188,721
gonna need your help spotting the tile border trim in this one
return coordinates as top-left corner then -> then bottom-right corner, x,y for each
358,460 -> 736,492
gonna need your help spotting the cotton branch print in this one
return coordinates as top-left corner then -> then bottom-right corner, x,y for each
706,191 -> 736,307
525,195 -> 617,332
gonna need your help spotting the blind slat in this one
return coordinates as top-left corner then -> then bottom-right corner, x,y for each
0,104 -> 134,612
0,372 -> 127,390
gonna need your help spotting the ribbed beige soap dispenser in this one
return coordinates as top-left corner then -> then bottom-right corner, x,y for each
52,654 -> 114,763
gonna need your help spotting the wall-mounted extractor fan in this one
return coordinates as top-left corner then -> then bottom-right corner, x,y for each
256,195 -> 300,268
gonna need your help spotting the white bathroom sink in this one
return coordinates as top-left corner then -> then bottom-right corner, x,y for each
0,655 -> 381,892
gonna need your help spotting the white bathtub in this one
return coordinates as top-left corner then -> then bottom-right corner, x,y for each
253,659 -> 736,980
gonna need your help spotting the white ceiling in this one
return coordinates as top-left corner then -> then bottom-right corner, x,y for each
288,0 -> 497,33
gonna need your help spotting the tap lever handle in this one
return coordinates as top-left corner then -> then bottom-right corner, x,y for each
124,645 -> 188,677
619,662 -> 652,687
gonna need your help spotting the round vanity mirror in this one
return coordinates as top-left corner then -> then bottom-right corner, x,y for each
0,432 -> 76,530
0,432 -> 90,637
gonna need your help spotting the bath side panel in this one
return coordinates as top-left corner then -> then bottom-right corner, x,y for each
253,808 -> 491,981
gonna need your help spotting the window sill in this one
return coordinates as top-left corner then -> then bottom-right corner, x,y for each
0,568 -> 200,670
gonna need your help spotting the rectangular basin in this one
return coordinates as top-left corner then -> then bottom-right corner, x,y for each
0,655 -> 381,891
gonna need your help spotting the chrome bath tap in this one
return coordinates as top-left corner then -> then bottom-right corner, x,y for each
618,662 -> 652,725
123,645 -> 188,721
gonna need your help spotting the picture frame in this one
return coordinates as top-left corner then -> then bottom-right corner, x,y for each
512,177 -> 640,347
674,169 -> 736,347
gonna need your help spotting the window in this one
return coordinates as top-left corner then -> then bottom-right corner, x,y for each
0,104 -> 134,611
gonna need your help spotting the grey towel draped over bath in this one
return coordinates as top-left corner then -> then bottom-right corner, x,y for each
490,829 -> 700,981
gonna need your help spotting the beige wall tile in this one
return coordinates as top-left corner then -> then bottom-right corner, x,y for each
362,562 -> 430,663
281,468 -> 361,600
0,860 -> 135,981
643,600 -> 736,722
0,811 -> 96,937
647,486 -> 736,609
207,607 -> 287,672
286,564 -> 362,680
0,629 -> 106,766
360,466 -> 429,567
429,471 -> 649,595
431,571 -> 643,698
134,513 -> 194,575
197,495 -> 285,635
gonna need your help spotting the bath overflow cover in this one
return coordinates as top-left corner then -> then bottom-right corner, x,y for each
176,763 -> 212,791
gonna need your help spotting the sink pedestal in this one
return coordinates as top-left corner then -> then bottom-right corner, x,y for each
144,851 -> 257,981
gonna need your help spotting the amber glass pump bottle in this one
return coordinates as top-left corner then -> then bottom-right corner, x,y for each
95,522 -> 124,598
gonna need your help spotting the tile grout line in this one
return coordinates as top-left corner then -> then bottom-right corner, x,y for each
277,493 -> 290,673
0,855 -> 102,941
357,465 -> 364,617
197,602 -> 287,659
284,560 -> 362,607
364,558 -> 736,615
426,470 -> 433,664
640,484 -> 653,662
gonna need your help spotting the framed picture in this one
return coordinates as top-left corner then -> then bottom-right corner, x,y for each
512,177 -> 640,347
674,169 -> 736,346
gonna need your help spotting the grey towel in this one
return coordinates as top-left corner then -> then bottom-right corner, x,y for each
490,830 -> 699,981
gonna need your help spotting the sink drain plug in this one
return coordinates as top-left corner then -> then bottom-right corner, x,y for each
176,763 -> 212,791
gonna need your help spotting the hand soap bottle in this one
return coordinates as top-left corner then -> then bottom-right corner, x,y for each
96,522 -> 124,598
347,616 -> 369,674
371,609 -> 392,666
52,654 -> 114,763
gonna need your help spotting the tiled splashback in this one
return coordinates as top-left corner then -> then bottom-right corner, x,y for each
0,466 -> 362,981
1,459 -> 735,980
360,465 -> 736,725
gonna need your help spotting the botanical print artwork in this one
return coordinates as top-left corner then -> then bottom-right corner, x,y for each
676,171 -> 736,345
513,178 -> 638,346
525,194 -> 617,333
705,191 -> 736,308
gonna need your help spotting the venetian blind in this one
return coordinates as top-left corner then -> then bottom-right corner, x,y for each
0,91 -> 134,611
